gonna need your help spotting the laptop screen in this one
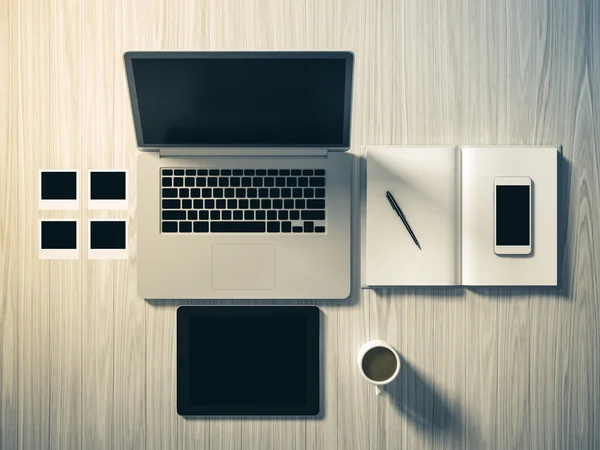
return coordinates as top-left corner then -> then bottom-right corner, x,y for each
125,52 -> 354,148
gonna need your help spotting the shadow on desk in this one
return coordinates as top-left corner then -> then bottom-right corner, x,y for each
384,356 -> 481,447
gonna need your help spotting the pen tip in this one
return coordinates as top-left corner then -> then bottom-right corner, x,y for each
417,244 -> 422,250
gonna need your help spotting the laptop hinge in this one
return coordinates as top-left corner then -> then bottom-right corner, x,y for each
158,147 -> 328,158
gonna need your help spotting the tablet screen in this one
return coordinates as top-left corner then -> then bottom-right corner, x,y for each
177,306 -> 320,416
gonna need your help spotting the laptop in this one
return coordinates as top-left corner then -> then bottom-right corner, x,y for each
123,51 -> 354,299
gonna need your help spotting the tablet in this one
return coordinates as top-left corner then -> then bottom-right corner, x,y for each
177,306 -> 320,416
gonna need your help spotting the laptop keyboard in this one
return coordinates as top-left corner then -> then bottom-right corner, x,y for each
161,168 -> 327,234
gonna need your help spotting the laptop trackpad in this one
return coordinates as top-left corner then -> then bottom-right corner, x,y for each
212,244 -> 275,290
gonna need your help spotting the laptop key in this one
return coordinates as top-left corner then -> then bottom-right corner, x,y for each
216,200 -> 226,209
182,199 -> 192,209
267,169 -> 278,176
267,210 -> 277,220
193,221 -> 209,232
284,199 -> 294,209
232,169 -> 243,176
250,199 -> 260,209
179,188 -> 190,198
304,188 -> 314,198
202,188 -> 211,198
261,199 -> 271,209
282,221 -> 292,232
222,210 -> 232,220
191,188 -> 200,198
287,177 -> 297,187
221,169 -> 231,176
292,226 -> 303,233
219,177 -> 229,187
247,188 -> 257,198
198,211 -> 209,220
253,177 -> 263,187
302,210 -> 325,220
195,177 -> 206,187
236,188 -> 246,197
162,169 -> 173,176
307,199 -> 325,209
227,199 -> 237,209
292,188 -> 303,198
233,210 -> 243,220
239,199 -> 249,209
303,221 -> 314,232
291,169 -> 301,176
267,222 -> 280,233
188,210 -> 198,220
315,188 -> 325,198
211,210 -> 220,220
162,221 -> 178,233
264,177 -> 275,187
185,177 -> 195,186
230,177 -> 240,187
273,199 -> 283,209
270,188 -> 280,197
197,169 -> 208,176
290,210 -> 300,220
205,199 -> 215,209
174,169 -> 184,175
303,169 -> 313,176
193,199 -> 203,209
259,188 -> 269,198
213,188 -> 223,198
276,177 -> 285,187
179,222 -> 192,233
256,210 -> 266,220
224,188 -> 235,198
315,226 -> 326,233
244,210 -> 254,220
173,178 -> 184,187
315,169 -> 325,176
207,177 -> 218,187
162,178 -> 172,187
162,210 -> 186,220
211,221 -> 265,232
209,169 -> 219,176
278,210 -> 288,220
244,169 -> 255,176
163,199 -> 180,209
242,177 -> 252,187
310,177 -> 325,187
256,169 -> 266,176
298,177 -> 308,187
280,169 -> 290,176
281,188 -> 291,198
295,199 -> 306,209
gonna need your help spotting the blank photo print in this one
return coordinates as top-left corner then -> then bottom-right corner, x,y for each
39,170 -> 79,210
88,170 -> 128,210
39,219 -> 79,259
88,219 -> 128,259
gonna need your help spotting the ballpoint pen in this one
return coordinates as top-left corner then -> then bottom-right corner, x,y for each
385,190 -> 421,250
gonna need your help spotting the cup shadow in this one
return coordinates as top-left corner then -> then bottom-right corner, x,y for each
384,356 -> 463,439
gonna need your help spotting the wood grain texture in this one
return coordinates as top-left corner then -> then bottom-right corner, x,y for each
0,0 -> 18,449
2,0 -> 600,449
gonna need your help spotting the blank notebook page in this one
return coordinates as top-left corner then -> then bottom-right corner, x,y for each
365,146 -> 460,286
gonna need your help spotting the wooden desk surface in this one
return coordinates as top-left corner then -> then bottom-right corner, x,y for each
1,0 -> 599,448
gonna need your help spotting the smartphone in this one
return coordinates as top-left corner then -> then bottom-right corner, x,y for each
494,177 -> 532,255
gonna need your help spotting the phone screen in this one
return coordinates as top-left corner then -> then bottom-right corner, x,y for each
496,185 -> 530,246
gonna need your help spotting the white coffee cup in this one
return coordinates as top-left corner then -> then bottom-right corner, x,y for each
357,340 -> 401,396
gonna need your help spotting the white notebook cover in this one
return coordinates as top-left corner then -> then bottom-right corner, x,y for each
364,146 -> 460,286
363,145 -> 558,287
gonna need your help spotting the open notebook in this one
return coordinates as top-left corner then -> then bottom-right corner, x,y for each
363,146 -> 558,287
